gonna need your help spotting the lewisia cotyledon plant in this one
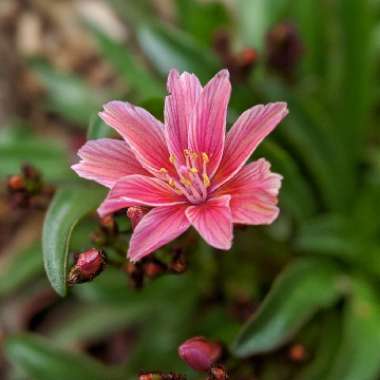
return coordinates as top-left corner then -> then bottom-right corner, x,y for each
72,69 -> 288,262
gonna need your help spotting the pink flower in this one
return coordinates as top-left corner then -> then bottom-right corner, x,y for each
72,69 -> 288,262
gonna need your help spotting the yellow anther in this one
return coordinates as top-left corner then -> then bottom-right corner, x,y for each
203,173 -> 210,187
201,152 -> 209,163
168,178 -> 176,187
169,154 -> 176,164
190,167 -> 198,174
180,178 -> 192,186
159,168 -> 168,174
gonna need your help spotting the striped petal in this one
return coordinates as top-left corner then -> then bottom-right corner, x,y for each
212,102 -> 288,190
128,205 -> 190,262
186,195 -> 232,250
97,175 -> 186,217
71,138 -> 148,188
99,101 -> 172,176
214,159 -> 282,225
164,69 -> 202,165
188,69 -> 231,177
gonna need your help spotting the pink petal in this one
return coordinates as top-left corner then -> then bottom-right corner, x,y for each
128,205 -> 190,262
97,174 -> 186,217
188,70 -> 231,177
71,138 -> 149,188
212,102 -> 288,191
165,69 -> 202,165
185,195 -> 232,250
214,159 -> 282,225
99,101 -> 172,176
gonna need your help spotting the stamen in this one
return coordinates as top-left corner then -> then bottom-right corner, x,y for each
169,154 -> 176,164
159,168 -> 168,174
203,173 -> 210,188
189,167 -> 198,174
201,152 -> 209,163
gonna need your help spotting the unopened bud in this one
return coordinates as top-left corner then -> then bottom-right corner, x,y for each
288,343 -> 306,362
266,22 -> 303,77
178,336 -> 222,372
208,365 -> 228,380
68,248 -> 105,285
127,206 -> 148,230
169,250 -> 187,274
125,261 -> 144,289
100,215 -> 117,233
7,175 -> 25,191
143,259 -> 166,279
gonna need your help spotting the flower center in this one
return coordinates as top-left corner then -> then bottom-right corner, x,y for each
159,149 -> 210,204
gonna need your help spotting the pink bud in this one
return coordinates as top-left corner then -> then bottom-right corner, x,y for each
178,336 -> 222,372
127,206 -> 148,230
68,248 -> 105,284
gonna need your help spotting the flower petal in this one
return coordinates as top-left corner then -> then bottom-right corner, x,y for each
71,138 -> 149,188
185,195 -> 232,250
214,159 -> 282,225
99,101 -> 172,176
128,205 -> 190,262
97,175 -> 186,217
188,69 -> 231,177
165,69 -> 202,164
212,102 -> 288,190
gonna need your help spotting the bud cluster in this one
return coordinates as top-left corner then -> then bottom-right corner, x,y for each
7,164 -> 54,209
125,249 -> 188,289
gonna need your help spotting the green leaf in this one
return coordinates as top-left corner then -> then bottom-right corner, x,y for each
232,258 -> 345,357
235,0 -> 289,50
0,126 -> 71,181
31,61 -> 110,126
89,24 -> 163,100
50,303 -> 148,345
324,279 -> 380,380
295,313 -> 343,380
336,0 -> 374,157
0,243 -> 43,298
87,113 -> 113,140
175,0 -> 230,46
4,334 -> 122,380
137,23 -> 220,82
42,186 -> 105,296
258,141 -> 316,221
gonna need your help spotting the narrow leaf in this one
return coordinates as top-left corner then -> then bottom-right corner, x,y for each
324,279 -> 380,380
42,186 -> 105,296
232,258 -> 344,357
4,334 -> 122,380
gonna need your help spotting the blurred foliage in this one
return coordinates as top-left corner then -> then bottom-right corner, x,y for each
1,0 -> 380,379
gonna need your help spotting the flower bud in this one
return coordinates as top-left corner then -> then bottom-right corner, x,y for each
7,175 -> 25,191
127,206 -> 148,230
288,343 -> 306,362
143,259 -> 166,279
68,248 -> 105,285
208,365 -> 228,380
178,336 -> 222,372
169,249 -> 187,274
266,22 -> 303,78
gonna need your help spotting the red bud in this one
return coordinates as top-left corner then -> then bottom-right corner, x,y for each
178,336 -> 222,372
7,175 -> 25,191
68,248 -> 105,284
127,206 -> 148,230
